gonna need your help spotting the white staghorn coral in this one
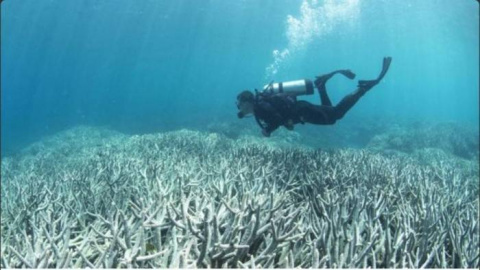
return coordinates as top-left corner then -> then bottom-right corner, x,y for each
0,126 -> 478,268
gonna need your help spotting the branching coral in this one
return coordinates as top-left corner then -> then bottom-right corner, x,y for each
1,127 -> 478,268
367,122 -> 479,162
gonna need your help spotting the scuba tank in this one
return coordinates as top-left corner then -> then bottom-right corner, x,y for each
262,79 -> 314,97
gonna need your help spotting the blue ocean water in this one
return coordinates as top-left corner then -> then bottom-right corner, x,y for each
1,0 -> 479,155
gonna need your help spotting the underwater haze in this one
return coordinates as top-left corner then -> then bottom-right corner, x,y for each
1,1 -> 480,268
1,0 -> 479,154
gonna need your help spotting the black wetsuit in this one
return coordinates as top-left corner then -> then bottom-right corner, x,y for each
252,57 -> 391,136
254,85 -> 367,135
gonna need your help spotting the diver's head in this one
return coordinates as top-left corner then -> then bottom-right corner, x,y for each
236,90 -> 254,119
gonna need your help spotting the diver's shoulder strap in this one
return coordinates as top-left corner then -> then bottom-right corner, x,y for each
254,114 -> 266,130
253,93 -> 267,130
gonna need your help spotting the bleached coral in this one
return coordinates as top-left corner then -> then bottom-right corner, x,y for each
1,126 -> 478,268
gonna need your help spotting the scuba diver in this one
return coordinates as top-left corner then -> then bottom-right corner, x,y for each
236,57 -> 392,137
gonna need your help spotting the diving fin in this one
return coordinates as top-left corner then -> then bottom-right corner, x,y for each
315,69 -> 356,88
338,69 -> 356,80
377,56 -> 392,82
358,57 -> 392,91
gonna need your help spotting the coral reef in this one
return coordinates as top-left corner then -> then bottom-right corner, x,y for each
206,121 -> 257,140
1,126 -> 479,268
367,122 -> 479,161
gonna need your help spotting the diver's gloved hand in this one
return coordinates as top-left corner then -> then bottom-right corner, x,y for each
262,129 -> 271,137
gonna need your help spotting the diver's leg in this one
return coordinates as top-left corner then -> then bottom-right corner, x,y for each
316,80 -> 332,106
297,101 -> 337,125
332,88 -> 366,120
333,57 -> 392,120
314,70 -> 356,106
